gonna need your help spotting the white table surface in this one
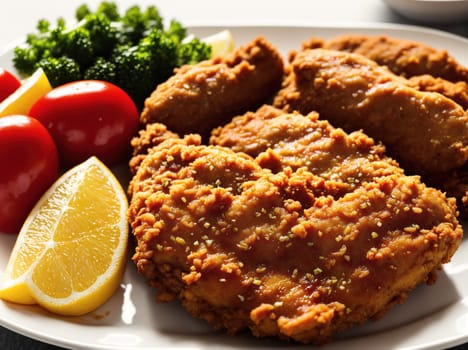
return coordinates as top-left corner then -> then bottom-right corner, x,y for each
0,1 -> 467,349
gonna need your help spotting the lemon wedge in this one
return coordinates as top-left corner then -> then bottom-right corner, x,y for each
203,29 -> 235,58
0,156 -> 129,316
0,68 -> 52,117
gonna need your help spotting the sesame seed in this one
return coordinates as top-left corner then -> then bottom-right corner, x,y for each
174,237 -> 186,245
237,242 -> 250,250
313,268 -> 323,275
274,301 -> 283,308
256,266 -> 267,273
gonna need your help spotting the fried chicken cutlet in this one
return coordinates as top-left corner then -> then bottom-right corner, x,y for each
273,48 -> 468,213
302,34 -> 468,82
303,35 -> 468,109
406,75 -> 468,109
128,110 -> 462,344
140,36 -> 283,139
211,105 -> 403,196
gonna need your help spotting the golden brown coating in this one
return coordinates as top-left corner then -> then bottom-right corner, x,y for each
301,36 -> 468,109
406,75 -> 468,109
273,49 -> 468,177
139,36 -> 284,138
427,166 -> 468,217
302,34 -> 468,82
211,105 -> 403,197
128,116 -> 462,344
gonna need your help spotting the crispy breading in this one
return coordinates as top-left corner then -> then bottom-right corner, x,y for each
407,75 -> 468,109
128,110 -> 462,344
273,48 -> 468,176
139,36 -> 284,139
211,105 -> 403,197
301,34 -> 468,82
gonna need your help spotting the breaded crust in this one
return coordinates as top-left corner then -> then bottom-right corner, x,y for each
128,113 -> 462,344
302,34 -> 468,82
140,36 -> 284,138
273,49 -> 468,176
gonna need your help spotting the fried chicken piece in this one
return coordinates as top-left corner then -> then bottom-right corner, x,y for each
273,49 -> 468,177
139,36 -> 284,138
301,36 -> 468,109
211,105 -> 403,197
128,117 -> 462,344
427,166 -> 468,217
302,35 -> 468,82
128,122 -> 201,175
407,75 -> 468,109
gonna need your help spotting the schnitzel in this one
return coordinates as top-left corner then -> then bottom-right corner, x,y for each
128,106 -> 463,344
140,36 -> 283,139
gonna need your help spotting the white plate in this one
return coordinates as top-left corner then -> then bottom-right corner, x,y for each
1,23 -> 468,350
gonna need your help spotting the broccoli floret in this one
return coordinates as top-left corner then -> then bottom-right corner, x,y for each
95,1 -> 120,21
144,6 -> 164,31
112,45 -> 155,108
83,57 -> 117,82
62,27 -> 94,67
36,19 -> 50,33
75,4 -> 91,21
80,14 -> 118,57
178,37 -> 211,65
12,1 -> 214,109
111,29 -> 178,108
117,4 -> 164,45
13,46 -> 39,75
165,19 -> 187,44
36,57 -> 81,86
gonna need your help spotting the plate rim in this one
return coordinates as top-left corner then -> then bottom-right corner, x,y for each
1,21 -> 467,350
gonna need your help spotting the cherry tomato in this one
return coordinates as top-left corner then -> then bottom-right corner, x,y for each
29,80 -> 139,168
0,68 -> 21,102
0,115 -> 59,234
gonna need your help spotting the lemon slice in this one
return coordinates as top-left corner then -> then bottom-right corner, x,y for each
0,68 -> 52,117
203,29 -> 235,58
0,156 -> 129,316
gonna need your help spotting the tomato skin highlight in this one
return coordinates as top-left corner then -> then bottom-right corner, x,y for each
29,80 -> 140,168
0,115 -> 59,234
0,68 -> 21,102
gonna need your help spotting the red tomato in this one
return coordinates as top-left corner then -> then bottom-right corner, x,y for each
29,80 -> 139,168
0,115 -> 59,234
0,68 -> 21,102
